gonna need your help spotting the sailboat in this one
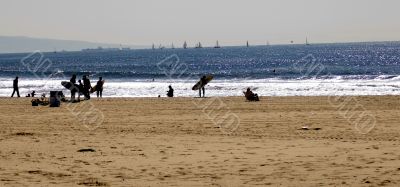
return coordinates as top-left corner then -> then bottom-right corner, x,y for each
246,41 -> 249,47
152,43 -> 155,50
183,41 -> 188,49
214,40 -> 221,48
171,43 -> 175,49
306,37 -> 311,46
195,42 -> 202,49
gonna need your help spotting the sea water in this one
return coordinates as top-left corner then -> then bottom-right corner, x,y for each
0,42 -> 400,97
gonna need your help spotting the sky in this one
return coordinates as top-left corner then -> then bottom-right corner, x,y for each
1,0 -> 400,46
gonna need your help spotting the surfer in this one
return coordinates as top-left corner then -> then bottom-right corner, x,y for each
70,74 -> 77,101
96,77 -> 104,98
199,76 -> 206,97
244,87 -> 259,101
167,85 -> 174,97
82,75 -> 92,100
11,76 -> 20,97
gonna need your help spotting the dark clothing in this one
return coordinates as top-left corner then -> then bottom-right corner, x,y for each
96,91 -> 102,98
83,78 -> 91,100
70,77 -> 77,101
199,77 -> 206,97
13,79 -> 18,89
96,80 -> 103,98
11,78 -> 20,97
77,82 -> 84,101
83,78 -> 91,90
11,89 -> 20,97
96,80 -> 104,91
70,77 -> 76,84
244,90 -> 259,101
200,77 -> 207,88
167,87 -> 174,97
199,87 -> 205,97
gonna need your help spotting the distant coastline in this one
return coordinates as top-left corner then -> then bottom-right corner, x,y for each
0,36 -> 399,54
0,36 -> 148,54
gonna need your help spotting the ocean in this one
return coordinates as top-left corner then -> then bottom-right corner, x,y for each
0,42 -> 400,97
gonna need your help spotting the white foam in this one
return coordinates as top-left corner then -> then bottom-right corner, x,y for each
0,78 -> 399,97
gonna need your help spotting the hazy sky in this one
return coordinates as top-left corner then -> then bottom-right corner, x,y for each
1,0 -> 400,46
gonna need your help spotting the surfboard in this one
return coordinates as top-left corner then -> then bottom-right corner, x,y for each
61,81 -> 79,92
192,75 -> 213,90
90,80 -> 105,93
62,81 -> 91,99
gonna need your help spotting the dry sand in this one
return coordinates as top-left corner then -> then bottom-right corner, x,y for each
0,96 -> 400,186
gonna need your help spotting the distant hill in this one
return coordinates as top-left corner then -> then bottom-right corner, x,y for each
0,36 -> 147,53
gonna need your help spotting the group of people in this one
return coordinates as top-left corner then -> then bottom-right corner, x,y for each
69,75 -> 104,102
9,75 -> 104,101
166,75 -> 259,101
165,75 -> 207,98
11,75 -> 259,101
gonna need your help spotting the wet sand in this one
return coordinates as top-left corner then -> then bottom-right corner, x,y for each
0,96 -> 400,186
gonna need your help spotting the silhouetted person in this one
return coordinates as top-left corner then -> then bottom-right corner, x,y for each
11,76 -> 20,97
167,85 -> 174,97
96,77 -> 104,98
70,74 -> 77,101
31,91 -> 36,97
244,87 -> 259,101
199,76 -> 206,97
83,75 -> 92,100
77,80 -> 84,101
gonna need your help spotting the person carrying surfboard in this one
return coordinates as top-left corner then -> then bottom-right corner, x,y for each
192,75 -> 213,97
199,76 -> 207,97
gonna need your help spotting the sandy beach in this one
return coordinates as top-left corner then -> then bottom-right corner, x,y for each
0,96 -> 400,186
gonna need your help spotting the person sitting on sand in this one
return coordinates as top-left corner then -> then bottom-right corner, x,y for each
244,87 -> 259,101
96,77 -> 104,98
167,85 -> 174,97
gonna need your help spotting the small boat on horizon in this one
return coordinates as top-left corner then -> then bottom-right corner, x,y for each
214,40 -> 221,48
306,37 -> 311,46
195,42 -> 202,49
183,41 -> 188,49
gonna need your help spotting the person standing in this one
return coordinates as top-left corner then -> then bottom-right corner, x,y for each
199,76 -> 206,97
77,80 -> 84,101
96,77 -> 104,98
70,74 -> 77,101
11,76 -> 20,97
83,75 -> 92,100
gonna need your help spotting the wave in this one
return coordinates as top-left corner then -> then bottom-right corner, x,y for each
0,77 -> 399,97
